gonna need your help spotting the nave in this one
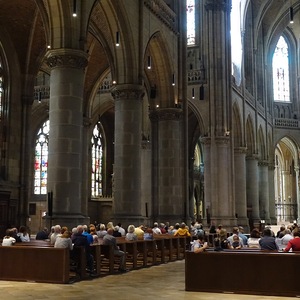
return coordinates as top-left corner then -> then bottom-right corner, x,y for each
0,259 -> 294,300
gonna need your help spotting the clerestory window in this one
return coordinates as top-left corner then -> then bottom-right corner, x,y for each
273,36 -> 290,102
187,0 -> 195,45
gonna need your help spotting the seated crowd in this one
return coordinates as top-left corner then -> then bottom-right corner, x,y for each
2,221 -> 300,275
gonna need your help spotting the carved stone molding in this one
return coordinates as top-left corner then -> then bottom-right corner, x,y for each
111,84 -> 145,101
200,136 -> 211,145
149,108 -> 183,121
234,147 -> 247,154
45,49 -> 88,69
258,160 -> 269,167
215,136 -> 230,146
205,0 -> 231,12
246,154 -> 259,161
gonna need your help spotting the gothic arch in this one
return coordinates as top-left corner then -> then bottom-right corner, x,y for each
232,102 -> 243,148
257,125 -> 266,160
145,31 -> 176,108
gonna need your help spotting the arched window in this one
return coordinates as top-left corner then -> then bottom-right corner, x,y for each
34,120 -> 49,194
273,36 -> 290,102
91,121 -> 103,197
187,0 -> 195,45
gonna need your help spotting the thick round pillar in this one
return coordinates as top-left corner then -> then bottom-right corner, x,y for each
234,147 -> 249,230
258,161 -> 270,224
111,84 -> 144,225
45,49 -> 89,228
150,108 -> 184,224
246,156 -> 260,227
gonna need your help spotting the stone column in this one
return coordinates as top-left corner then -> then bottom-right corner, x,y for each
246,156 -> 260,227
234,147 -> 249,230
45,49 -> 89,228
111,84 -> 144,226
258,161 -> 270,224
149,108 -> 184,225
268,163 -> 277,224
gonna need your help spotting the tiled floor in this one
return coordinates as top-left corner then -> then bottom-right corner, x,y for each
0,260 -> 296,300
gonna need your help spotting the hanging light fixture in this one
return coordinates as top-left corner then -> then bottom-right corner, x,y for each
116,31 -> 120,47
38,91 -> 42,103
72,0 -> 77,17
290,7 -> 294,23
192,87 -> 195,99
147,55 -> 151,70
172,74 -> 175,86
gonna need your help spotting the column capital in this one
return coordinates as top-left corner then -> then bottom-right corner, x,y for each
205,0 -> 231,12
45,49 -> 88,69
234,147 -> 247,154
246,154 -> 259,161
258,160 -> 269,167
111,84 -> 144,101
149,107 -> 183,121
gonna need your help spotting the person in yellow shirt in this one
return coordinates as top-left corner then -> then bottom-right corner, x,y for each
174,222 -> 191,237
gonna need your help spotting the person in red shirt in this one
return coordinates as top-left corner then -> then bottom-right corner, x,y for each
284,230 -> 300,252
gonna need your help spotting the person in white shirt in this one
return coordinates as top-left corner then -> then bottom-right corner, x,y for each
152,222 -> 162,234
2,229 -> 16,246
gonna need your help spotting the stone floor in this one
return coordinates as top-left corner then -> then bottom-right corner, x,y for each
0,260 -> 295,300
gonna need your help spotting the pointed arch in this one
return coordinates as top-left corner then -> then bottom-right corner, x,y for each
232,102 -> 243,148
257,126 -> 266,160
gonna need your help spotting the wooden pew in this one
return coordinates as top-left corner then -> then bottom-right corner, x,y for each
185,250 -> 300,297
0,246 -> 69,283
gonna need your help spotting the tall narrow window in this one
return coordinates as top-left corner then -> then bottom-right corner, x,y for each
91,121 -> 103,197
187,0 -> 195,45
273,36 -> 290,102
34,120 -> 49,194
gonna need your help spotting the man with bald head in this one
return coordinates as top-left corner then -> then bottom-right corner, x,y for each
103,227 -> 127,272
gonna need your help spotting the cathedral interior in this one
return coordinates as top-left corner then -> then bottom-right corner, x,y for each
0,0 -> 299,236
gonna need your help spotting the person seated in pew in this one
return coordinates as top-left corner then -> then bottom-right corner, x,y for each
89,224 -> 100,244
54,230 -> 73,250
96,223 -> 107,238
113,226 -> 122,237
2,229 -> 16,246
227,227 -> 243,247
192,234 -> 208,253
10,227 -> 22,243
247,228 -> 261,248
18,225 -> 30,242
35,227 -> 49,240
214,229 -> 231,251
174,222 -> 191,237
259,228 -> 279,251
144,227 -> 153,240
103,227 -> 127,272
152,222 -> 162,234
134,225 -> 145,240
126,225 -> 137,241
72,225 -> 95,274
50,224 -> 61,245
284,230 -> 300,252
281,229 -> 294,248
231,234 -> 243,249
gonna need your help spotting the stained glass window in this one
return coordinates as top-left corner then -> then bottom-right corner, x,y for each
273,36 -> 290,102
187,0 -> 195,45
91,121 -> 103,197
34,120 -> 49,194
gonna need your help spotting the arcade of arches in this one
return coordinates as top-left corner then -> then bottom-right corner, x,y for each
0,0 -> 300,236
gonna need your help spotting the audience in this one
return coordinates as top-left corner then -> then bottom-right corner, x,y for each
18,225 -> 30,242
2,229 -> 16,246
259,228 -> 278,251
103,227 -> 127,272
50,224 -> 61,245
35,227 -> 49,240
174,222 -> 191,237
284,230 -> 300,252
247,228 -> 261,248
126,225 -> 137,241
54,230 -> 73,250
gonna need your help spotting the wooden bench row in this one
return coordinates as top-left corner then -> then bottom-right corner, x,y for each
185,250 -> 300,297
0,235 -> 192,283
